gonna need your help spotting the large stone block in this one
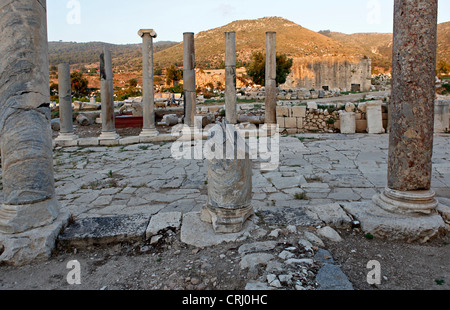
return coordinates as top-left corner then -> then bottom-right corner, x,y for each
292,106 -> 307,118
276,106 -> 290,118
434,100 -> 449,133
285,117 -> 297,128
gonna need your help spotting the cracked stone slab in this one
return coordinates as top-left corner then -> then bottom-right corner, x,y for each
306,203 -> 353,229
57,214 -> 150,248
180,212 -> 257,248
145,211 -> 182,239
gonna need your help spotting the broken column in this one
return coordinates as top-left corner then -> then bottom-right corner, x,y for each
225,31 -> 237,124
202,122 -> 253,233
138,29 -> 158,138
183,32 -> 196,128
55,63 -> 78,145
366,100 -> 385,134
434,100 -> 449,133
99,47 -> 119,141
343,0 -> 445,243
265,32 -> 277,126
0,0 -> 67,265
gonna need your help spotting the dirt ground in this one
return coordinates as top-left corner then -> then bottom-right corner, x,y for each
0,221 -> 448,291
326,229 -> 450,290
20,121 -> 450,291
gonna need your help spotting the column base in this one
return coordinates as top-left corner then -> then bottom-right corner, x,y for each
0,197 -> 60,234
55,133 -> 78,146
0,211 -> 69,266
373,187 -> 438,215
341,200 -> 446,243
99,131 -> 120,140
139,128 -> 159,138
201,205 -> 254,234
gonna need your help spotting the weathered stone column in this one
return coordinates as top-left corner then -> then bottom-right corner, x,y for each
55,63 -> 78,145
343,0 -> 446,243
366,100 -> 385,134
99,47 -> 119,141
434,100 -> 449,133
265,32 -> 277,125
201,122 -> 253,233
375,0 -> 439,214
0,0 -> 60,235
183,32 -> 196,128
225,32 -> 237,124
138,29 -> 158,138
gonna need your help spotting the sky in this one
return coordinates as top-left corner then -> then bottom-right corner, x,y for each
48,0 -> 450,45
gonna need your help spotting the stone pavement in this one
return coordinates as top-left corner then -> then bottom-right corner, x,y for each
1,133 -> 448,289
36,133 -> 449,221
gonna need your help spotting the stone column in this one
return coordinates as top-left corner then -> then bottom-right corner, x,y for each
183,33 -> 196,128
138,29 -> 158,138
265,32 -> 277,126
0,0 -> 60,235
201,122 -> 253,233
342,0 -> 446,242
99,47 -> 119,141
339,112 -> 356,134
225,32 -> 237,124
55,63 -> 78,145
366,100 -> 385,134
434,100 -> 449,133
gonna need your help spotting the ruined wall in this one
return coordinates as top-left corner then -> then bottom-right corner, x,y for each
283,56 -> 372,92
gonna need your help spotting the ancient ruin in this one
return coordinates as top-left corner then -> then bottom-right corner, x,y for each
0,0 -> 449,293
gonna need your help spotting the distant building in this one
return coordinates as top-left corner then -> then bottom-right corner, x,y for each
282,56 -> 372,92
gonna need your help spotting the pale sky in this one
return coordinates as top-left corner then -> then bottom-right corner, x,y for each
47,0 -> 450,44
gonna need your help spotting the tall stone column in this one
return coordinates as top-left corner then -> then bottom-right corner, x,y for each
55,63 -> 78,145
183,32 -> 196,128
138,29 -> 158,138
99,47 -> 119,141
343,0 -> 446,242
225,32 -> 237,124
265,32 -> 277,126
374,0 -> 439,215
0,0 -> 60,235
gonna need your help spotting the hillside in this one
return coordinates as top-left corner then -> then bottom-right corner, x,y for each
48,41 -> 178,70
48,17 -> 450,82
437,21 -> 450,68
154,17 -> 358,69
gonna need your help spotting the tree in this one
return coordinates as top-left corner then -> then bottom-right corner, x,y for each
70,71 -> 89,98
246,51 -> 293,86
438,60 -> 450,76
166,64 -> 183,85
128,78 -> 138,88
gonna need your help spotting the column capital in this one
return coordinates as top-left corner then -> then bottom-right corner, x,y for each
138,29 -> 157,38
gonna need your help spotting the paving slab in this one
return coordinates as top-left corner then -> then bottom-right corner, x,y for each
57,215 -> 150,248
